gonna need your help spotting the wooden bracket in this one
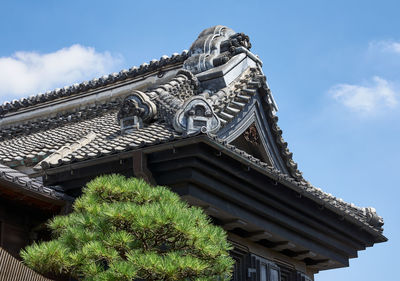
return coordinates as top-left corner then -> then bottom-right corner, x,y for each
132,150 -> 156,185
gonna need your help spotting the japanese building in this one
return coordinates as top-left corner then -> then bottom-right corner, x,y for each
0,26 -> 387,280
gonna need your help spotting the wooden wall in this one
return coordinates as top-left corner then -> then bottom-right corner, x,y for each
0,197 -> 53,259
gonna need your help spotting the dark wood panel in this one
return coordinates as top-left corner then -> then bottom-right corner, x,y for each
149,142 -> 375,248
0,197 -> 58,259
150,156 -> 360,258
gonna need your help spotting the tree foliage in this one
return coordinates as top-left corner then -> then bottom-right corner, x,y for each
21,174 -> 234,281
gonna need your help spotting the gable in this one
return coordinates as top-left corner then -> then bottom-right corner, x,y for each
229,123 -> 272,166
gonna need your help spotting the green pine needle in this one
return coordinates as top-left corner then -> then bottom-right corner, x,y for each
21,174 -> 234,281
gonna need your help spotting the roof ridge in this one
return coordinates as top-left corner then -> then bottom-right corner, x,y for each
0,99 -> 121,141
0,50 -> 189,116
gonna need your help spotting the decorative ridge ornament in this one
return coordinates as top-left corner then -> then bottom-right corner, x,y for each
176,69 -> 200,89
117,70 -> 200,134
183,25 -> 254,74
173,97 -> 220,135
117,91 -> 157,133
364,207 -> 384,228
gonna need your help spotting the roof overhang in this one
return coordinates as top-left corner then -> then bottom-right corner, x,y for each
40,135 -> 386,272
0,179 -> 65,209
0,164 -> 71,211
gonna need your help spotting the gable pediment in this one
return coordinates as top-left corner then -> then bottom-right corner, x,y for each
230,123 -> 272,166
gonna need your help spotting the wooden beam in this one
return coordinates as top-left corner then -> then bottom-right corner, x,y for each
292,250 -> 317,260
223,219 -> 248,231
149,148 -> 370,252
152,157 -> 358,258
181,182 -> 349,266
270,241 -> 296,251
203,205 -> 220,216
132,151 -> 156,185
248,230 -> 273,241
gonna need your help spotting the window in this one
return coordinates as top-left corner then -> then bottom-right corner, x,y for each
245,254 -> 312,281
269,266 -> 280,281
297,272 -> 313,281
230,246 -> 248,281
259,258 -> 281,281
280,266 -> 296,281
230,251 -> 312,281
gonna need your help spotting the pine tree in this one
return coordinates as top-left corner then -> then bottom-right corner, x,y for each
21,174 -> 234,281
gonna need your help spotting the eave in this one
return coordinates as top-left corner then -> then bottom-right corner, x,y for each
0,164 -> 71,211
40,135 -> 385,272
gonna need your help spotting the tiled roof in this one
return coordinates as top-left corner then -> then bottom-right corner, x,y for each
0,100 -> 122,141
0,70 -> 199,168
40,116 -> 178,169
0,51 -> 189,116
0,109 -> 119,167
0,109 -> 181,169
0,163 -> 71,201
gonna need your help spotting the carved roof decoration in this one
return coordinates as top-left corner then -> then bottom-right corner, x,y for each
117,91 -> 157,132
148,70 -> 199,124
244,124 -> 260,145
0,25 -> 385,237
173,96 -> 220,135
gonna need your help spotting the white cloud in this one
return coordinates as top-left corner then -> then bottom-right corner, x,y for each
329,76 -> 398,114
0,45 -> 123,100
388,42 -> 400,53
369,40 -> 400,54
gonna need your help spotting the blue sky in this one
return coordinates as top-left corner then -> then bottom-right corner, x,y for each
0,1 -> 398,280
